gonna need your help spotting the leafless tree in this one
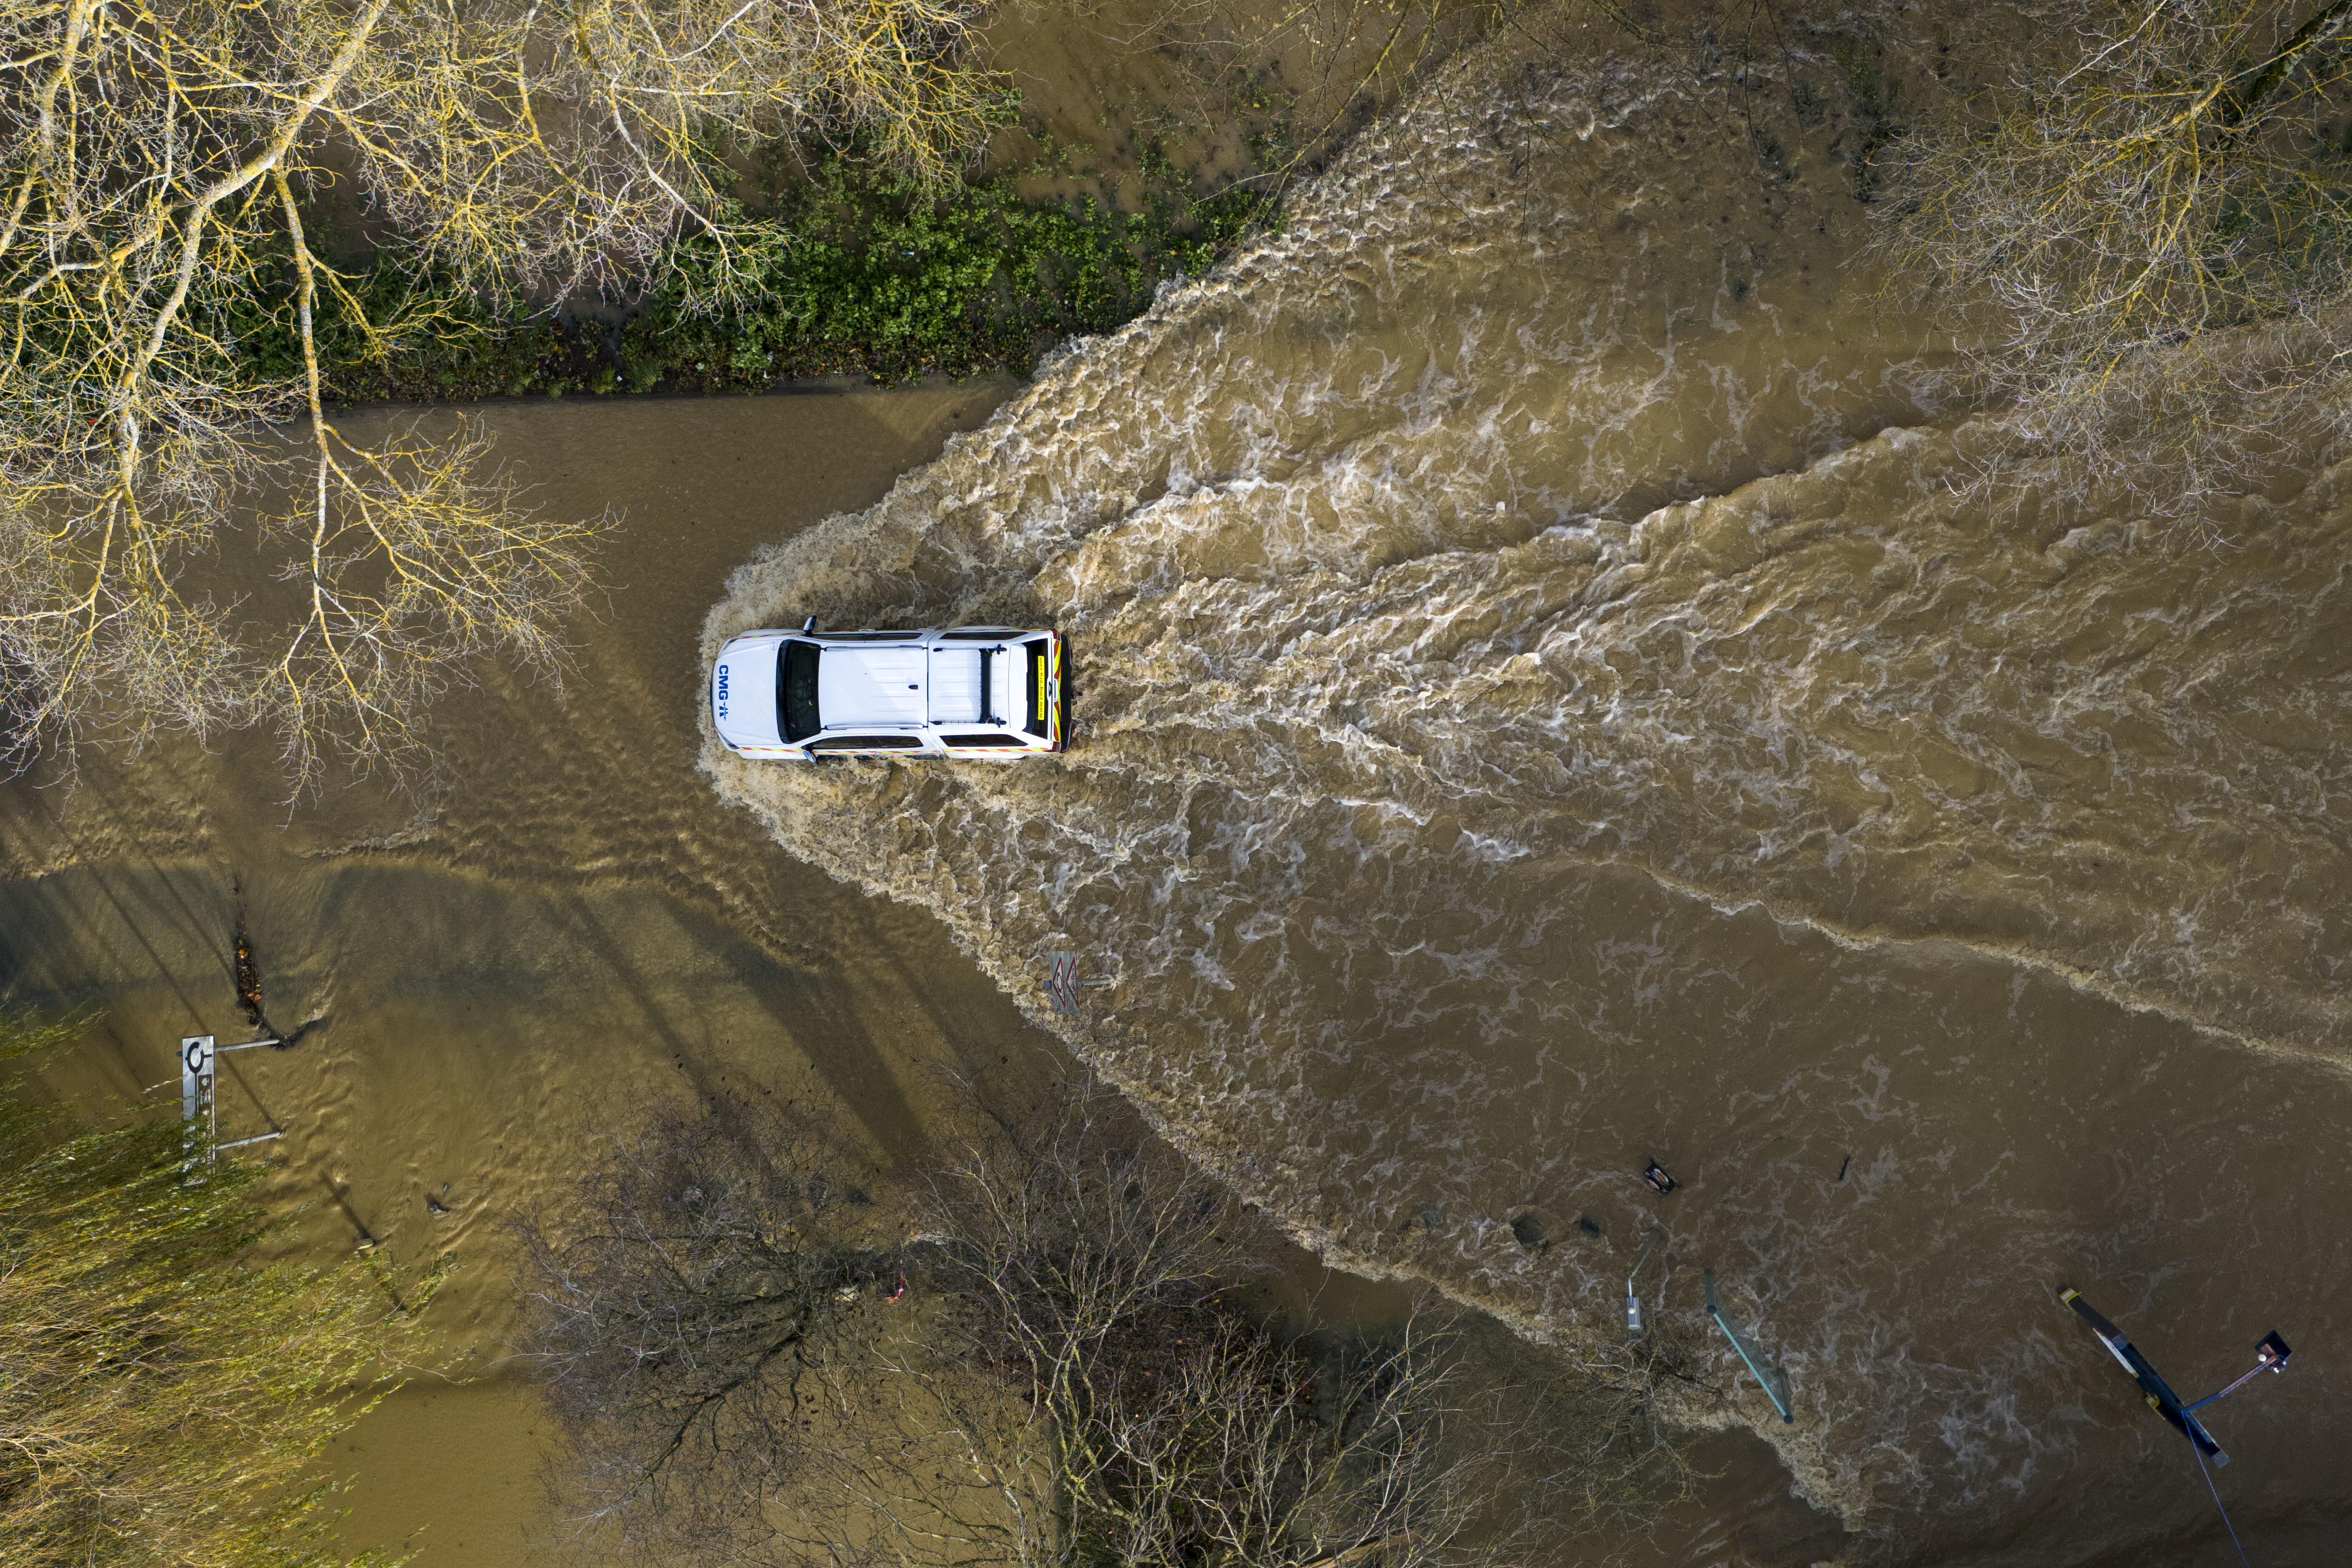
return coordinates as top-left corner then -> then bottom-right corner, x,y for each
1875,1 -> 2352,524
0,0 -> 1001,787
515,1083 -> 1690,1568
847,1092 -> 1500,1568
510,1104 -> 901,1561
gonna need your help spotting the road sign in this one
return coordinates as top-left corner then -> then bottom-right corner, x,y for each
179,1032 -> 282,1160
181,1035 -> 215,1137
1046,951 -> 1081,1015
2057,1287 -> 2295,1465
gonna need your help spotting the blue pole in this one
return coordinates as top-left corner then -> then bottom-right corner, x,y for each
1705,1270 -> 1794,1423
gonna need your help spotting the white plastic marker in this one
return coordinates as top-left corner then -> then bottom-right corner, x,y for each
1625,1228 -> 1664,1333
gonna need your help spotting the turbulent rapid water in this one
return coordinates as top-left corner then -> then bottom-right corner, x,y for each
706,37 -> 2352,1564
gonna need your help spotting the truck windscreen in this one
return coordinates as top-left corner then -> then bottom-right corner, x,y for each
780,641 -> 821,741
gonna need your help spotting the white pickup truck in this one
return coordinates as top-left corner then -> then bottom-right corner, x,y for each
711,626 -> 1065,759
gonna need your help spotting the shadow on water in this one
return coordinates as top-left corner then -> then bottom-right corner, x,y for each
548,884 -> 930,1168
0,848 -> 221,1035
1,855 -> 1049,1276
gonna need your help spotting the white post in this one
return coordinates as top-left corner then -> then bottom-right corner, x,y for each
180,1035 -> 216,1150
180,1034 -> 281,1160
1625,1228 -> 1664,1334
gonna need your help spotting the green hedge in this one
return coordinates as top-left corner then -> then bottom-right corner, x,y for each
259,149 -> 1272,404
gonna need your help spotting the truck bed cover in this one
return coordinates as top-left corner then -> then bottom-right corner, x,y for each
927,645 -> 1017,725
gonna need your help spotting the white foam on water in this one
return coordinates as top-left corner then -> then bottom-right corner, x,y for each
705,35 -> 2352,1561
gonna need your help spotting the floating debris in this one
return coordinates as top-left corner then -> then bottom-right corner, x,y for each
235,919 -> 264,1027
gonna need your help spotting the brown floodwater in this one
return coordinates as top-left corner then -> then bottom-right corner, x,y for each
0,381 -> 1878,1568
1,385 -> 1060,1567
10,13 -> 2352,1568
699,21 -> 2352,1568
4,385 -> 1764,1568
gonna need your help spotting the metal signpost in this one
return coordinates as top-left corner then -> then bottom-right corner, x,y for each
2059,1286 -> 2295,1563
2058,1286 -> 2295,1468
180,1034 -> 284,1158
1044,952 -> 1113,1016
1706,1269 -> 1794,1423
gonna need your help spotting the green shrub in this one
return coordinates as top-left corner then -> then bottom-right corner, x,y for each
264,147 -> 1273,404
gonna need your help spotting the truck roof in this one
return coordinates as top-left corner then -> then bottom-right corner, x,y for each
819,645 -> 926,727
711,626 -> 1061,757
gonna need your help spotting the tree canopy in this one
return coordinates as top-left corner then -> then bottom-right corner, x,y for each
0,0 -> 999,787
1878,1 -> 2352,516
514,1088 -> 1690,1568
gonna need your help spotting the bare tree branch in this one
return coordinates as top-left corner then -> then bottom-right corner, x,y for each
0,0 -> 1002,785
515,1083 -> 1692,1568
1874,1 -> 2352,528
